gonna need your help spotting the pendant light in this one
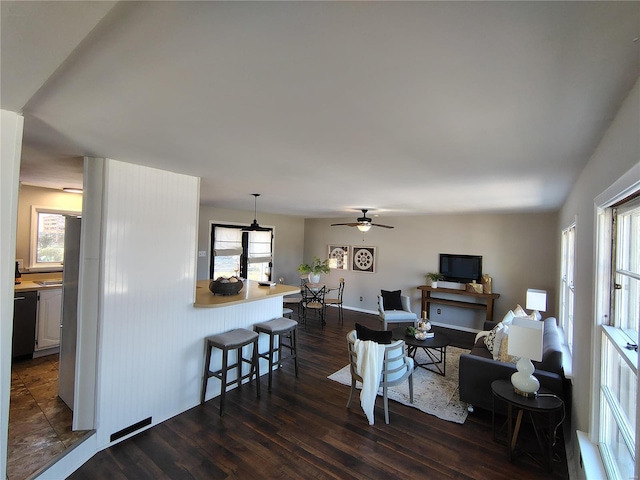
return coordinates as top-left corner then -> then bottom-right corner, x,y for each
242,193 -> 271,231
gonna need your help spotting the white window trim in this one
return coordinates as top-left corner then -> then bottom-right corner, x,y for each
591,164 -> 640,478
207,220 -> 276,279
29,205 -> 81,271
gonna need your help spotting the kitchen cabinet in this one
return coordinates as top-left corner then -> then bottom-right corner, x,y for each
13,291 -> 38,359
36,288 -> 62,350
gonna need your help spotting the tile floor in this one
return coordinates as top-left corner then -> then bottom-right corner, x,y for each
8,354 -> 89,480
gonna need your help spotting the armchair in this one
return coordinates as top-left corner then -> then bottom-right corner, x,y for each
377,293 -> 418,330
346,330 -> 414,424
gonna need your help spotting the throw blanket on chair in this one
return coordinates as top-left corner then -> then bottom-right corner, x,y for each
354,339 -> 385,425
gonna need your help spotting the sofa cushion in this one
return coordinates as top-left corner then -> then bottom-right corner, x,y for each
484,322 -> 505,360
470,337 -> 493,359
381,290 -> 403,310
533,318 -> 563,374
355,322 -> 393,344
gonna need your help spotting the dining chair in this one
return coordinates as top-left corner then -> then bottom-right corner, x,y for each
346,329 -> 414,424
324,278 -> 345,325
302,283 -> 327,328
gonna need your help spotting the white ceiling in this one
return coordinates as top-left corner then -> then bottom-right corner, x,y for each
2,1 -> 639,219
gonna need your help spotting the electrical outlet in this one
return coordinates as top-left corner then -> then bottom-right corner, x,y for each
437,308 -> 441,314
198,251 -> 206,257
16,259 -> 23,272
359,296 -> 363,301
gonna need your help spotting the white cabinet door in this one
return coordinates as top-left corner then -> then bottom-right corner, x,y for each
36,288 -> 62,350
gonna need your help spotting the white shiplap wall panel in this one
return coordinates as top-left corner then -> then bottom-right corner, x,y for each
95,160 -> 285,449
97,160 -> 200,446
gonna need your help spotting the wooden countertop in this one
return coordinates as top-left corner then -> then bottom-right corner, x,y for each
15,273 -> 63,293
15,281 -> 63,293
194,280 -> 300,308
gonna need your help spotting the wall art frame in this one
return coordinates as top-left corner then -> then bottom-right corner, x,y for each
351,245 -> 376,273
328,245 -> 350,270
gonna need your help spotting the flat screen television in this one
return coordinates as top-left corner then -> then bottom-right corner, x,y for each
439,254 -> 482,283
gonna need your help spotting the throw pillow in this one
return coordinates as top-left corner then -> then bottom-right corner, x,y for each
355,323 -> 393,344
381,290 -> 403,311
502,310 -> 515,325
513,304 -> 527,317
484,322 -> 505,360
498,333 -> 519,364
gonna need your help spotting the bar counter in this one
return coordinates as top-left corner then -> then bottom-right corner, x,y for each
194,280 -> 299,308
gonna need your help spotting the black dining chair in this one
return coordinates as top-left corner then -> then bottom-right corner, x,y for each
302,283 -> 327,328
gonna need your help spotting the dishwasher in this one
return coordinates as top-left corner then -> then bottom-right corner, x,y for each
13,291 -> 37,360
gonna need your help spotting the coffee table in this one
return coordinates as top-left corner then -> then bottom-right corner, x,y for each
391,327 -> 451,376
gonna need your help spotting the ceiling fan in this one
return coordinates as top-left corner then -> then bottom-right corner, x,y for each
330,209 -> 394,232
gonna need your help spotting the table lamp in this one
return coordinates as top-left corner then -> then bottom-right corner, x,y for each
526,288 -> 547,320
507,316 -> 545,397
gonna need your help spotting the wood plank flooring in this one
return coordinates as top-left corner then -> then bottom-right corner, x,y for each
69,309 -> 568,479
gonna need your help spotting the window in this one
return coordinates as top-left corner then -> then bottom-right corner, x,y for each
246,230 -> 273,281
560,223 -> 576,352
210,224 -> 273,281
598,198 -> 639,480
29,206 -> 80,270
211,226 -> 243,278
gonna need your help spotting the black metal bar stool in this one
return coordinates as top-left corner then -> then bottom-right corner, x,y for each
201,328 -> 260,416
254,317 -> 299,391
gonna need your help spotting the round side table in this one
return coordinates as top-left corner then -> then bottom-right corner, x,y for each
491,379 -> 564,472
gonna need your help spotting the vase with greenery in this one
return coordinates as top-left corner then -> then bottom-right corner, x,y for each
298,256 -> 330,283
426,272 -> 444,288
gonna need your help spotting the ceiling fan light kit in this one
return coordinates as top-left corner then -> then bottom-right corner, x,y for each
242,193 -> 271,232
331,209 -> 394,231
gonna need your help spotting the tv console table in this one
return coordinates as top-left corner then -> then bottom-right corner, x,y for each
417,285 -> 500,322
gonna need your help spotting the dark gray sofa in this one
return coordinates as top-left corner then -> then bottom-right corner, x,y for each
459,317 -> 565,412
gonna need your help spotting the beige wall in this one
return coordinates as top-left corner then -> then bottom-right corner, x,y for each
303,211 -> 558,331
559,77 -> 639,445
15,184 -> 82,271
196,205 -> 305,283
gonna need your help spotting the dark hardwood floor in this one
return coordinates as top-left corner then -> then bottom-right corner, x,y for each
69,309 -> 568,479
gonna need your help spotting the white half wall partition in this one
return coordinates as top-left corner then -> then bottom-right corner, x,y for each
0,110 -> 24,480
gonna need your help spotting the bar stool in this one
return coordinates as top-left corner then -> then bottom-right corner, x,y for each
201,328 -> 260,416
254,317 -> 299,392
283,307 -> 293,318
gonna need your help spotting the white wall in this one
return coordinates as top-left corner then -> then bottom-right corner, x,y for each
88,160 -> 287,451
559,77 -> 639,447
0,110 -> 24,480
303,211 -> 558,330
197,205 -> 305,283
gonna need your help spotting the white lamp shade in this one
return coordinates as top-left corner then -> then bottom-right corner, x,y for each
526,288 -> 547,313
357,224 -> 371,232
507,316 -> 544,362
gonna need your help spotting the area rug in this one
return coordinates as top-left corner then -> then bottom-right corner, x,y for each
327,346 -> 469,424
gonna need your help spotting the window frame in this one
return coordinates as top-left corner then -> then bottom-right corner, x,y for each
29,205 -> 81,271
593,188 -> 640,480
560,221 -> 576,353
209,222 -> 274,281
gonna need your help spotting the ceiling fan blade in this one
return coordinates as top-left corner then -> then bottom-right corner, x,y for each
330,222 -> 360,227
371,223 -> 394,229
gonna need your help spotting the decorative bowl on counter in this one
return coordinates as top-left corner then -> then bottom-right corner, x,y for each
209,277 -> 244,296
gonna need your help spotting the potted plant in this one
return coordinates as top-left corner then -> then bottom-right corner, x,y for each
426,272 -> 444,288
298,256 -> 330,283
